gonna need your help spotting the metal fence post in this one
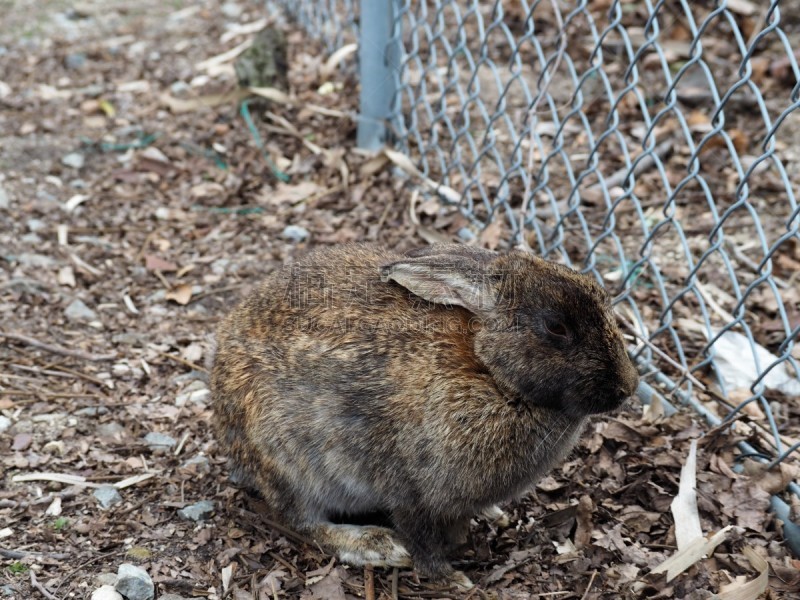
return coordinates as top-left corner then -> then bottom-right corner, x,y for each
357,0 -> 400,149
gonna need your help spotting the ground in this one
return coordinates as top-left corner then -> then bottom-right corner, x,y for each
1,1 -> 799,599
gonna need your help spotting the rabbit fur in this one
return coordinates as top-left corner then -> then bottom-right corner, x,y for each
211,243 -> 639,586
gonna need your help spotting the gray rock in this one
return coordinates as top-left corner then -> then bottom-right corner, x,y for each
169,80 -> 190,96
180,455 -> 210,475
65,52 -> 86,70
0,184 -> 8,209
0,416 -> 11,434
457,227 -> 477,242
178,500 -> 215,522
221,2 -> 243,18
75,406 -> 109,417
20,233 -> 42,244
65,298 -> 98,322
115,564 -> 154,600
93,485 -> 122,509
27,219 -> 47,232
91,585 -> 122,600
94,573 -> 118,587
16,253 -> 56,268
96,421 -> 126,439
1,584 -> 17,597
282,225 -> 309,242
62,152 -> 85,169
144,432 -> 176,449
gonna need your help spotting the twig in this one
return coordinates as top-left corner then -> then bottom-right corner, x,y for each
365,565 -> 376,600
391,568 -> 399,600
579,570 -> 598,600
30,570 -> 59,600
0,332 -> 116,362
0,548 -> 70,560
158,351 -> 208,374
188,284 -> 245,304
54,548 -> 126,596
518,0 -> 567,249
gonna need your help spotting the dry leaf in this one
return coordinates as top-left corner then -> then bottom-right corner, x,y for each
741,458 -> 800,495
145,254 -> 178,272
671,439 -> 703,551
261,181 -> 321,206
480,220 -> 503,250
717,546 -> 768,600
651,526 -> 734,581
574,495 -> 593,549
165,283 -> 193,305
57,266 -> 76,287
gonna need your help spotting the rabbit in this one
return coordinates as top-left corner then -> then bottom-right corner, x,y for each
210,243 -> 639,587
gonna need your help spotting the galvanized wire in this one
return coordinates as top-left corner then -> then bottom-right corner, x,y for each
272,1 -> 800,478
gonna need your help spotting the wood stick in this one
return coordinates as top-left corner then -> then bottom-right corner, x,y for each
365,565 -> 376,600
30,570 -> 59,600
0,332 -> 116,362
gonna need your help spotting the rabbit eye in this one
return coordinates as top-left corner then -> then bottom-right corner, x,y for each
544,319 -> 569,338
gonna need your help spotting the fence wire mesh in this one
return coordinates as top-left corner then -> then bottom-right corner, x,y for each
273,1 -> 800,501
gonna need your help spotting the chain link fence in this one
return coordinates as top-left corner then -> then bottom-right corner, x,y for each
271,0 -> 800,546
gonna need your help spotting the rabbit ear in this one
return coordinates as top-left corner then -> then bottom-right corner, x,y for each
380,256 -> 497,313
403,243 -> 497,263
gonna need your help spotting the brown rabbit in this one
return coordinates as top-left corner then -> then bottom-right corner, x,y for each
211,243 -> 639,587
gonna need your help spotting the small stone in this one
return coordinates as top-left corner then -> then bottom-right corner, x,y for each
457,227 -> 477,242
0,184 -> 8,209
115,564 -> 154,600
91,585 -> 123,600
65,298 -> 98,322
11,432 -> 32,451
21,233 -> 42,244
178,500 -> 215,522
42,440 -> 65,455
93,485 -> 122,509
175,381 -> 210,407
27,218 -> 47,232
76,406 -> 109,416
94,572 -> 118,587
221,2 -> 243,18
179,455 -> 210,475
62,152 -> 85,169
0,416 -> 11,433
169,80 -> 190,96
16,253 -> 56,268
96,421 -> 126,439
144,431 -> 176,450
65,52 -> 86,70
1,585 -> 16,597
282,225 -> 309,242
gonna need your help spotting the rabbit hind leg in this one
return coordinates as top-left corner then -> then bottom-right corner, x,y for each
249,462 -> 411,568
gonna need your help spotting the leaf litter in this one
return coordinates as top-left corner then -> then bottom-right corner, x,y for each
0,1 -> 799,599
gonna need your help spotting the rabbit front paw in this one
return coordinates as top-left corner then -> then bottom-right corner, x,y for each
311,523 -> 412,568
481,504 -> 511,528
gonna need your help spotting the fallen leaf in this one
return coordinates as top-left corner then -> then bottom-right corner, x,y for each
651,526 -> 734,582
261,181 -> 321,206
165,283 -> 193,305
57,266 -> 76,287
145,254 -> 178,272
574,495 -> 593,548
479,220 -> 503,250
671,439 -> 703,550
717,546 -> 768,600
